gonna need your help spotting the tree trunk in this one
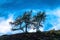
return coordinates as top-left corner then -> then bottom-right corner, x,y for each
26,24 -> 27,33
36,26 -> 39,32
36,23 -> 39,32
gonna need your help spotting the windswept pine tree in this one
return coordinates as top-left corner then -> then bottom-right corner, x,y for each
21,10 -> 32,32
9,10 -> 46,33
33,11 -> 46,32
9,15 -> 23,31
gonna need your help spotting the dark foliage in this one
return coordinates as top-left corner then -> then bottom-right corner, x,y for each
9,10 -> 46,33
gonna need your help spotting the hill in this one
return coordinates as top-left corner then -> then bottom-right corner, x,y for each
0,30 -> 60,40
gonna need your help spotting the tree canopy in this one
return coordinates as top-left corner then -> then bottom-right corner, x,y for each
9,10 -> 46,33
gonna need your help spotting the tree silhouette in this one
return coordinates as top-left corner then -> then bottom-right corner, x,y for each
9,10 -> 46,33
10,10 -> 32,32
9,16 -> 23,31
31,11 -> 46,32
21,11 -> 32,32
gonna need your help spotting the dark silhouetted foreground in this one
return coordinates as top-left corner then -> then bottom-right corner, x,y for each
0,30 -> 60,40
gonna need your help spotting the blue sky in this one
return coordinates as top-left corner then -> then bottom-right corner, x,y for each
0,0 -> 60,18
0,0 -> 60,36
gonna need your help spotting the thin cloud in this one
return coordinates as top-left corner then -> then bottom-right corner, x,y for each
0,8 -> 60,36
0,14 -> 13,34
46,8 -> 60,31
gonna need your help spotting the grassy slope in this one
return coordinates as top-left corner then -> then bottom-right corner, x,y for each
0,30 -> 60,40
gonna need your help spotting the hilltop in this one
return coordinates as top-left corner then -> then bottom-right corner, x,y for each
0,30 -> 60,40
